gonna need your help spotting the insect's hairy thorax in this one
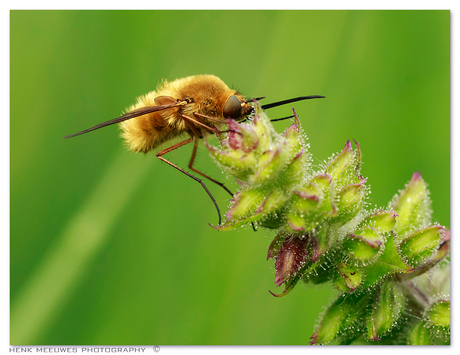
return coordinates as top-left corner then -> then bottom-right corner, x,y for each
119,75 -> 237,153
167,76 -> 235,122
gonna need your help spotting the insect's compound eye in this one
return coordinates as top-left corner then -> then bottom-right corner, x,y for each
223,95 -> 242,119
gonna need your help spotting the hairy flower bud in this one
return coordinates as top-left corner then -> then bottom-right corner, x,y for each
366,281 -> 405,340
207,104 -> 449,345
325,140 -> 362,188
360,210 -> 398,233
311,292 -> 370,345
334,262 -> 363,292
393,172 -> 432,239
206,142 -> 257,180
399,226 -> 445,267
426,300 -> 450,328
226,119 -> 259,152
332,178 -> 367,226
274,236 -> 310,287
418,300 -> 451,345
286,174 -> 335,233
210,102 -> 309,231
343,227 -> 383,261
407,321 -> 432,345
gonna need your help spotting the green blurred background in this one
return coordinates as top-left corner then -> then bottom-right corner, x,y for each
10,10 -> 450,345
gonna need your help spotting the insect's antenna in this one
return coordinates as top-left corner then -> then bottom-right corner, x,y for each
261,96 -> 325,110
63,101 -> 186,139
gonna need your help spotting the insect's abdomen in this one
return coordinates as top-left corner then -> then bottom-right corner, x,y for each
119,91 -> 181,153
119,113 -> 177,153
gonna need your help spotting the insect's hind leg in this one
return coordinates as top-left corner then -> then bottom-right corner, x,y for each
155,137 -> 222,225
188,139 -> 234,197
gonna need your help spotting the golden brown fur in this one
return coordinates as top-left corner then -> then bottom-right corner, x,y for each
119,75 -> 250,153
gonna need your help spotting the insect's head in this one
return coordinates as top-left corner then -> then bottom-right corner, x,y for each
222,94 -> 325,122
222,94 -> 253,121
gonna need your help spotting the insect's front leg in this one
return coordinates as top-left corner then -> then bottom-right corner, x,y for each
192,112 -> 243,138
180,113 -> 219,135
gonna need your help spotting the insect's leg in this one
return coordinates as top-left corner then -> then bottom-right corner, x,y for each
191,112 -> 244,140
181,113 -> 242,138
180,114 -> 218,134
182,117 -> 204,139
188,138 -> 257,232
193,112 -> 227,124
156,137 -> 222,225
188,139 -> 234,197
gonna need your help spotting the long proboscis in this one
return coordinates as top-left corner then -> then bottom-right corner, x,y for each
261,95 -> 325,110
63,101 -> 186,139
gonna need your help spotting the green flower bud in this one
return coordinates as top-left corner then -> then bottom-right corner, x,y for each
311,292 -> 370,345
206,141 -> 257,180
399,226 -> 445,267
325,140 -> 362,189
279,149 -> 307,188
225,188 -> 266,220
251,104 -> 281,151
407,321 -> 432,345
334,262 -> 363,292
426,300 -> 450,328
358,210 -> 398,233
285,174 -> 336,233
332,178 -> 367,225
407,319 -> 449,345
393,172 -> 432,238
401,237 -> 450,281
422,300 -> 451,345
343,227 -> 383,262
283,117 -> 303,158
251,145 -> 288,183
226,119 -> 259,153
216,188 -> 289,231
325,140 -> 354,180
287,190 -> 320,232
366,281 -> 405,340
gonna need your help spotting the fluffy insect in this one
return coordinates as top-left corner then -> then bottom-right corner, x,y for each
64,74 -> 324,224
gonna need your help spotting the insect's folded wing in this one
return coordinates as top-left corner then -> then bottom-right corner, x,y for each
63,101 -> 186,139
154,96 -> 177,106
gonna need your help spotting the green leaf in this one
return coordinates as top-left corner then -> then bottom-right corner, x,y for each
363,233 -> 413,287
